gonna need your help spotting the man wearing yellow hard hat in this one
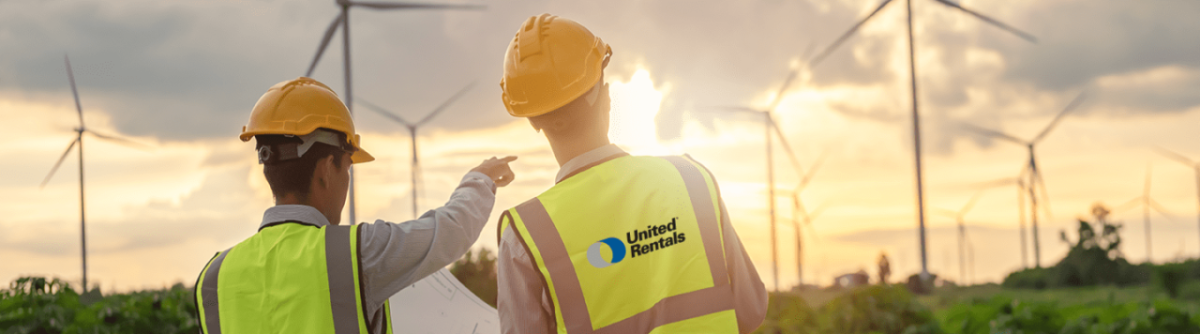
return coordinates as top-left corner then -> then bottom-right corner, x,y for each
195,77 -> 516,333
495,14 -> 767,333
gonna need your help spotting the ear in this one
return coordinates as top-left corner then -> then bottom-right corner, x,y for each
598,82 -> 612,118
315,154 -> 335,189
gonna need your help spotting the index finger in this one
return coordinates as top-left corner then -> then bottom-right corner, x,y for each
498,156 -> 518,163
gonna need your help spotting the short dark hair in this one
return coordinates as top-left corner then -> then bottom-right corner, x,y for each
257,134 -> 348,199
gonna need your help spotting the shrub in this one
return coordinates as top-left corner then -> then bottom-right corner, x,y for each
1156,262 -> 1189,299
820,285 -> 943,334
0,276 -> 197,333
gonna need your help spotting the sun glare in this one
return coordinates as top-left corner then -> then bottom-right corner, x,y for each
608,68 -> 672,156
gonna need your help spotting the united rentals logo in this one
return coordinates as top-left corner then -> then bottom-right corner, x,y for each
586,217 -> 687,268
586,237 -> 625,268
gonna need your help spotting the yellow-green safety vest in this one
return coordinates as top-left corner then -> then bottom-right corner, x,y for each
194,222 -> 393,334
499,155 -> 739,333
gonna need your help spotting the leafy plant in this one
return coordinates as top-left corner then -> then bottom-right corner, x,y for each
450,248 -> 498,307
0,277 -> 197,333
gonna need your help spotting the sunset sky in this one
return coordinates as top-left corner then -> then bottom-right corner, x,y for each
2,0 -> 1199,292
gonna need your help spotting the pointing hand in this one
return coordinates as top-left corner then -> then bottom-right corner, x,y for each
471,156 -> 518,187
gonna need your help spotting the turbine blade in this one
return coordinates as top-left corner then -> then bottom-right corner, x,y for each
349,1 -> 485,10
86,130 -> 152,151
1149,198 -> 1175,219
800,41 -> 818,62
1154,147 -> 1195,167
768,70 -> 799,112
809,0 -> 896,68
1114,197 -> 1142,214
799,150 -> 829,190
307,13 -> 345,77
769,119 -> 805,179
808,204 -> 829,222
1036,171 -> 1054,220
64,55 -> 84,124
1033,91 -> 1087,143
41,137 -> 79,188
932,0 -> 1038,43
712,106 -> 765,115
961,123 -> 1027,145
962,190 -> 986,215
357,98 -> 414,127
416,82 -> 475,126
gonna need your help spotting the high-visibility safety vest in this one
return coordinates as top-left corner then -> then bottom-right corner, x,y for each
499,155 -> 739,333
194,222 -> 393,334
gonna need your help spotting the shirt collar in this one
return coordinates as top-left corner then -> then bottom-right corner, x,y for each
259,204 -> 332,230
555,144 -> 627,183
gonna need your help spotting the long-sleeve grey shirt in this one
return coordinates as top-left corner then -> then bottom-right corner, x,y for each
257,171 -> 496,331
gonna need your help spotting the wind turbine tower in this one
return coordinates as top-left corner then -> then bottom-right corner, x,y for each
304,0 -> 484,224
962,92 -> 1086,267
715,69 -> 810,291
41,55 -> 147,291
808,0 -> 1038,278
1157,148 -> 1200,257
358,82 -> 474,219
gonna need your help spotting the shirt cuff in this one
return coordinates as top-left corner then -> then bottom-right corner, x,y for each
464,171 -> 496,194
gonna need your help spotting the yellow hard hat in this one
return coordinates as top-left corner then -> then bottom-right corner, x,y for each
500,14 -> 612,118
240,77 -> 374,163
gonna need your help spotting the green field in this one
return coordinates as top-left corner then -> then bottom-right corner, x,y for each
751,281 -> 1200,334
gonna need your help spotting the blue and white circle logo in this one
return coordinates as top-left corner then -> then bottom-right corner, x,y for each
586,237 -> 626,268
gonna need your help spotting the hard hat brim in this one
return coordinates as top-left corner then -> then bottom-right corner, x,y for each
350,149 -> 374,164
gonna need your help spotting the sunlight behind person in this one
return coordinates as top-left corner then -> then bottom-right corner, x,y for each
608,68 -> 672,156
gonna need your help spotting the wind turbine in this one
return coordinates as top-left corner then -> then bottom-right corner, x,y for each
963,92 -> 1087,267
1156,147 -> 1200,256
304,0 -> 484,225
715,69 -> 811,291
786,151 -> 828,289
41,55 -> 148,292
357,82 -> 474,219
933,190 -> 985,285
970,172 -> 1031,269
1115,164 -> 1174,262
808,0 -> 1038,278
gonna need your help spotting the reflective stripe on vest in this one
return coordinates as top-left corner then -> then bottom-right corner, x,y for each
196,223 -> 382,334
507,155 -> 736,333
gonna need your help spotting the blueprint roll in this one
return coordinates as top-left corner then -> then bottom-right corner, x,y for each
388,268 -> 501,334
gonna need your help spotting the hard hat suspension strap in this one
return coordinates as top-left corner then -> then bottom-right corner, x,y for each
257,129 -> 349,164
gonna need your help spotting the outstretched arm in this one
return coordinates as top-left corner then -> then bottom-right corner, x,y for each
357,157 -> 516,312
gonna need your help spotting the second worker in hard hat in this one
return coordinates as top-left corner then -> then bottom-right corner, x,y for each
195,77 -> 516,333
495,14 -> 768,333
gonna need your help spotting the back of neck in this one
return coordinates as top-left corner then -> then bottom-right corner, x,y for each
546,133 -> 610,167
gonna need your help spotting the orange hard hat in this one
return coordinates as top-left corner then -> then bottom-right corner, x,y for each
240,77 -> 374,163
500,14 -> 612,118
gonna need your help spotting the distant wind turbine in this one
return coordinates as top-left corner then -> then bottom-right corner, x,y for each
1115,164 -> 1174,262
714,68 -> 812,291
786,151 -> 828,288
304,0 -> 484,224
934,190 -> 985,285
41,55 -> 149,292
962,92 -> 1087,268
1156,147 -> 1200,256
809,0 -> 1038,278
358,82 -> 474,219
970,172 -> 1031,269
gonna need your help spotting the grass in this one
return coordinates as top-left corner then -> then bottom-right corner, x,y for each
916,281 -> 1200,315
